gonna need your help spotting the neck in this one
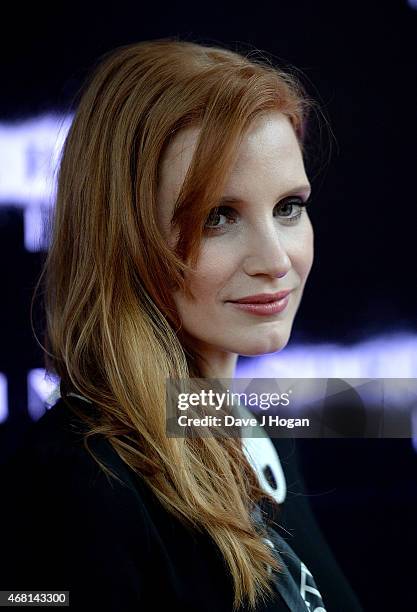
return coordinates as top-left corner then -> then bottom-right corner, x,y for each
197,347 -> 238,380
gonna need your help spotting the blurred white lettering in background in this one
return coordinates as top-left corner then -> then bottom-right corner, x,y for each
0,114 -> 72,251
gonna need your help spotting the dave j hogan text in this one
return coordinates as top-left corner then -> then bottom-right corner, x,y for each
177,414 -> 310,429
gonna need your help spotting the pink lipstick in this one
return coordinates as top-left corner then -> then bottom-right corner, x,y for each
226,290 -> 292,316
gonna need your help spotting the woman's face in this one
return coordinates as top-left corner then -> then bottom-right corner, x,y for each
157,111 -> 314,366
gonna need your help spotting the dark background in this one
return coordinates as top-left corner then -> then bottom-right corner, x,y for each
0,1 -> 416,610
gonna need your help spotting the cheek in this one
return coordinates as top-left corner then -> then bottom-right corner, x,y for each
180,243 -> 238,302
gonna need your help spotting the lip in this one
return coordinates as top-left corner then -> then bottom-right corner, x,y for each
227,290 -> 292,304
226,291 -> 292,317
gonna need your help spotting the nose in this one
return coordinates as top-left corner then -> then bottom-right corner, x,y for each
243,226 -> 291,279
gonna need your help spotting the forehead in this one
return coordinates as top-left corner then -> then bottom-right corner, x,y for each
234,112 -> 301,167
160,110 -> 301,178
225,112 -> 306,189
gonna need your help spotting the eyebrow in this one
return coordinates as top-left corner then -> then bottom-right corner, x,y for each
217,184 -> 312,206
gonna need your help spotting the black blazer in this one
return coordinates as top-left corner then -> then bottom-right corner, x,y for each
0,394 -> 362,611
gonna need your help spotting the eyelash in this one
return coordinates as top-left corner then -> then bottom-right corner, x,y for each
203,197 -> 311,233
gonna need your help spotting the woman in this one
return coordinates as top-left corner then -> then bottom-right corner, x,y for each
1,39 -> 360,611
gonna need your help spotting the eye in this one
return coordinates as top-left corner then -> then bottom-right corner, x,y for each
274,197 -> 310,223
204,206 -> 237,230
203,196 -> 311,233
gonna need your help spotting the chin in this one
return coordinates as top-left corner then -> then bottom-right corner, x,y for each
237,331 -> 291,357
